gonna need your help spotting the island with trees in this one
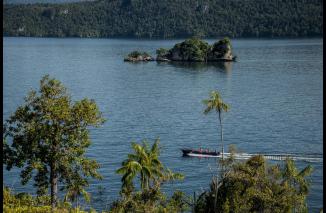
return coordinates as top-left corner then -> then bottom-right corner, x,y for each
124,51 -> 154,62
3,75 -> 316,212
125,37 -> 236,62
157,37 -> 236,62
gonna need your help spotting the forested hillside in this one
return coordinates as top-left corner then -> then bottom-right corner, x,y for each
3,0 -> 323,38
3,0 -> 91,4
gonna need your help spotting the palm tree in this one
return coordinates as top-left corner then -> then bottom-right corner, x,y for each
117,138 -> 184,194
203,91 -> 230,159
116,138 -> 164,191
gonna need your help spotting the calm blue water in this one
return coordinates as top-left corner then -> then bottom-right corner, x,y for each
3,37 -> 323,211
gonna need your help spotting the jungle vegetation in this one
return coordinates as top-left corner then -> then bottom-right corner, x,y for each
3,0 -> 323,38
156,37 -> 235,62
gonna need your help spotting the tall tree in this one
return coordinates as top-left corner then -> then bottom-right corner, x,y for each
203,91 -> 229,159
3,75 -> 105,209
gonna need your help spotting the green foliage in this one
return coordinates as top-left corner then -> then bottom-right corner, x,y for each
116,138 -> 184,192
171,37 -> 210,61
3,186 -> 88,213
216,37 -> 231,46
3,0 -> 323,38
195,154 -> 313,213
158,37 -> 236,61
113,138 -> 187,212
127,50 -> 150,58
5,0 -> 85,3
203,91 -> 229,115
166,190 -> 190,212
3,75 -> 105,207
125,51 -> 152,61
156,48 -> 169,58
110,188 -> 190,213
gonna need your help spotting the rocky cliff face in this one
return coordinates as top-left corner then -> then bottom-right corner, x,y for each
207,41 -> 233,61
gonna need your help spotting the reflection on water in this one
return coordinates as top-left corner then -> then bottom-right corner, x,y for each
156,61 -> 233,72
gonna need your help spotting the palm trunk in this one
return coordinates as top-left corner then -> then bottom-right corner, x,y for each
147,178 -> 149,190
141,174 -> 144,190
141,173 -> 148,191
218,111 -> 224,160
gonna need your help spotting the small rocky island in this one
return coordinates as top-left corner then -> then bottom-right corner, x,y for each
124,37 -> 236,62
124,51 -> 154,62
157,37 -> 236,62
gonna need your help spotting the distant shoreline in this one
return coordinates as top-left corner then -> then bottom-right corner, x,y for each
2,35 -> 323,40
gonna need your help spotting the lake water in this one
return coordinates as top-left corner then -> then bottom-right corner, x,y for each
3,37 -> 323,211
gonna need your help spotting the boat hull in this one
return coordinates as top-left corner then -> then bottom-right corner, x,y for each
181,149 -> 220,157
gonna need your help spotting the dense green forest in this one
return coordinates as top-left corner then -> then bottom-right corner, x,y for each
3,0 -> 323,38
3,0 -> 91,4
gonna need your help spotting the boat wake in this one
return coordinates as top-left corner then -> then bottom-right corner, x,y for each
186,152 -> 323,163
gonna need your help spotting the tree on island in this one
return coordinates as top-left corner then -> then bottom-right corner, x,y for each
156,37 -> 236,62
124,50 -> 154,62
203,91 -> 229,159
3,75 -> 105,209
128,50 -> 150,58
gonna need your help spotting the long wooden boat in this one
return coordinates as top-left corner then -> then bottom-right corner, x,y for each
181,148 -> 220,157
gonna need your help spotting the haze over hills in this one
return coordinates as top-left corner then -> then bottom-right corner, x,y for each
3,0 -> 323,38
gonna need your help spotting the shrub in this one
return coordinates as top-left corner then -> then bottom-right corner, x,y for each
3,187 -> 90,213
195,153 -> 313,213
127,51 -> 150,58
156,48 -> 169,57
128,50 -> 142,58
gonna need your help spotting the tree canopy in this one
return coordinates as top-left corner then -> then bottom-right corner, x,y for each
3,75 -> 105,208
